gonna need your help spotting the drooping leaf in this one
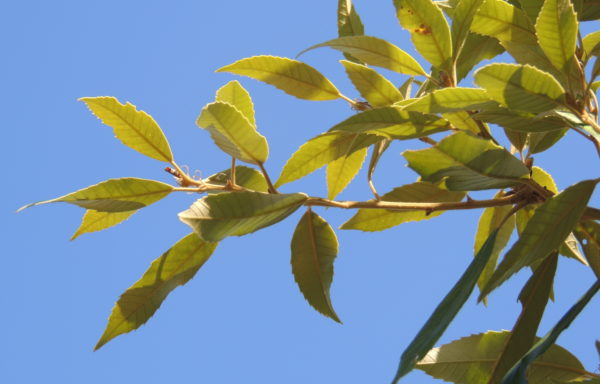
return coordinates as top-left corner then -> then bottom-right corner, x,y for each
71,210 -> 136,240
337,0 -> 364,62
401,88 -> 495,114
404,131 -> 530,191
480,179 -> 599,299
216,56 -> 341,101
474,107 -> 568,132
330,107 -> 450,138
94,233 -> 218,350
393,0 -> 453,71
450,0 -> 485,59
327,146 -> 368,200
340,182 -> 465,231
392,230 -> 499,383
340,60 -> 403,107
474,63 -> 566,114
291,210 -> 341,323
79,97 -> 173,163
196,102 -> 268,164
417,330 -> 593,384
456,33 -> 505,82
275,132 -> 381,187
535,0 -> 578,73
500,280 -> 600,384
179,191 -> 307,242
299,36 -> 427,76
215,80 -> 256,127
18,178 -> 174,212
206,165 -> 269,192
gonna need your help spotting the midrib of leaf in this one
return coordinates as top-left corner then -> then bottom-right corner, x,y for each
477,10 -> 537,40
73,210 -> 133,235
80,189 -> 170,201
551,5 -> 569,69
247,65 -> 340,99
206,106 -> 262,163
306,211 -> 330,309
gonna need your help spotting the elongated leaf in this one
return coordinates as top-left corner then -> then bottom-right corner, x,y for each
275,132 -> 381,187
206,165 -> 269,193
575,221 -> 600,279
451,0 -> 485,58
215,80 -> 256,127
80,97 -> 173,162
474,108 -> 567,132
480,179 -> 599,299
417,330 -> 592,384
217,56 -> 340,101
71,210 -> 136,240
341,182 -> 465,231
330,107 -> 450,138
443,111 -> 485,135
404,131 -> 529,191
340,60 -> 403,107
18,178 -> 173,212
392,230 -> 499,383
456,33 -> 504,81
393,0 -> 453,71
196,102 -> 268,164
536,0 -> 577,72
338,0 -> 364,62
95,233 -> 218,350
402,88 -> 495,114
519,0 -> 545,21
474,63 -> 566,114
327,146 -> 367,200
529,128 -> 568,154
583,30 -> 600,60
300,36 -> 426,76
179,191 -> 307,242
501,279 -> 600,384
291,210 -> 341,322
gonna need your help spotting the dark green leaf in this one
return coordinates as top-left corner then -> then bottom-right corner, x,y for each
575,221 -> 600,279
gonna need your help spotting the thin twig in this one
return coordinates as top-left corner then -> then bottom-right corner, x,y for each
258,162 -> 278,194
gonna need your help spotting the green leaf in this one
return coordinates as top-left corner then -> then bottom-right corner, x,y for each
215,80 -> 256,127
327,146 -> 367,200
404,131 -> 530,191
337,0 -> 364,62
402,88 -> 496,114
330,107 -> 450,139
442,111 -> 482,134
500,279 -> 600,384
179,191 -> 307,242
575,221 -> 600,279
529,128 -> 568,154
519,0 -> 545,22
18,178 -> 174,212
71,210 -> 136,240
582,30 -> 600,61
275,132 -> 381,187
196,101 -> 268,164
95,233 -> 218,350
474,63 -> 566,114
340,60 -> 403,107
474,199 -> 515,304
206,165 -> 269,193
79,97 -> 173,163
417,330 -> 592,384
299,36 -> 427,76
291,210 -> 341,323
578,0 -> 600,21
456,33 -> 505,81
216,56 -> 341,101
474,107 -> 568,132
480,179 -> 599,299
393,0 -> 453,71
536,0 -> 578,73
392,230 -> 499,383
451,0 -> 485,59
340,182 -> 465,231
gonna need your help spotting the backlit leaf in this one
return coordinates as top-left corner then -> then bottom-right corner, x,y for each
451,0 -> 485,59
575,221 -> 600,279
456,33 -> 504,81
327,146 -> 367,200
529,128 -> 568,154
536,0 -> 577,72
291,210 -> 341,322
206,165 -> 269,193
340,60 -> 403,107
338,0 -> 364,62
401,88 -> 495,114
80,97 -> 173,162
179,191 -> 307,242
71,210 -> 136,240
215,80 -> 256,127
95,234 -> 218,350
217,56 -> 341,101
474,107 -> 568,132
582,30 -> 600,61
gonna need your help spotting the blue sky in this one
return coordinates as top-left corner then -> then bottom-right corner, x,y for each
2,1 -> 599,383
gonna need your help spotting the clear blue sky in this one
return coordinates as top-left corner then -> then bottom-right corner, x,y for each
2,1 -> 599,383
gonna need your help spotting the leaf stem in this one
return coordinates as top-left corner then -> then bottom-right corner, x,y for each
258,162 -> 278,194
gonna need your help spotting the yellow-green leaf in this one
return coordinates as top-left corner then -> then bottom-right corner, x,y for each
79,97 -> 173,162
474,107 -> 568,132
393,0 -> 453,71
474,63 -> 566,113
18,178 -> 174,212
206,165 -> 269,193
71,210 -> 136,240
451,0 -> 485,58
291,210 -> 341,323
196,102 -> 268,164
455,33 -> 504,81
340,60 -> 403,107
327,146 -> 368,200
401,88 -> 495,114
216,56 -> 341,101
442,111 -> 483,134
179,191 -> 307,242
337,0 -> 364,62
536,0 -> 578,72
215,80 -> 256,127
583,30 -> 600,61
94,233 -> 218,350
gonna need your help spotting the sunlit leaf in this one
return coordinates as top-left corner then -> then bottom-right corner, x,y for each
327,146 -> 367,200
536,0 -> 577,73
179,191 -> 307,242
582,30 -> 600,61
474,107 -> 568,132
401,88 -> 495,114
79,97 -> 173,162
196,101 -> 268,164
215,80 -> 256,127
450,0 -> 485,59
456,33 -> 504,81
340,60 -> 403,107
341,182 -> 465,231
217,56 -> 341,101
206,165 -> 269,193
404,131 -> 529,191
18,178 -> 174,212
291,210 -> 341,322
338,0 -> 364,62
71,210 -> 136,240
95,233 -> 218,350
